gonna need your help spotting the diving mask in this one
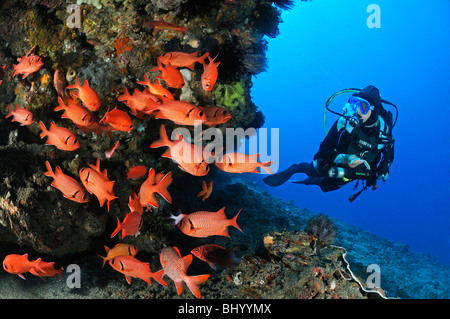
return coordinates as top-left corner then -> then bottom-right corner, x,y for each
349,96 -> 374,115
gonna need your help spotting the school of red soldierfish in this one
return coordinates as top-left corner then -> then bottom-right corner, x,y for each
1,46 -> 273,298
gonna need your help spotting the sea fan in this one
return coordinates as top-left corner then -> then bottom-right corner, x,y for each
305,214 -> 337,253
272,0 -> 295,11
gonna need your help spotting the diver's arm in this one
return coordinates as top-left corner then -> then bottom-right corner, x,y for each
314,121 -> 347,165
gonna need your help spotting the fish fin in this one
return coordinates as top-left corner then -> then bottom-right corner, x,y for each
230,208 -> 243,233
54,96 -> 66,112
167,211 -> 185,226
173,247 -> 182,257
186,274 -> 210,299
259,161 -> 273,175
98,254 -> 107,268
39,121 -> 50,139
216,207 -> 227,219
124,275 -> 132,285
18,274 -> 26,280
43,161 -> 55,178
5,104 -> 14,118
152,269 -> 168,287
110,217 -> 122,238
174,280 -> 184,295
156,171 -> 173,203
66,75 -> 79,89
149,125 -> 171,148
182,254 -> 193,270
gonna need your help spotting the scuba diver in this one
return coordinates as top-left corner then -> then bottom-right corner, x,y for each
263,85 -> 397,202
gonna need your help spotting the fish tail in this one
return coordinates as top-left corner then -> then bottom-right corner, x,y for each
5,104 -> 14,118
230,208 -> 243,233
30,258 -> 46,276
156,172 -> 173,203
150,124 -> 171,148
110,217 -> 122,238
66,75 -> 79,89
186,274 -> 210,299
259,161 -> 273,175
39,121 -> 48,139
151,269 -> 168,287
43,161 -> 55,178
98,254 -> 107,268
197,52 -> 210,64
117,87 -> 131,101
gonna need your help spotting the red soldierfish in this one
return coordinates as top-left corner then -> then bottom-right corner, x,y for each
108,255 -> 168,286
201,55 -> 220,92
191,244 -> 241,270
145,21 -> 187,34
138,168 -> 172,208
137,73 -> 174,101
214,152 -> 273,174
150,125 -> 209,176
149,57 -> 185,89
66,75 -> 101,111
152,100 -> 206,126
2,254 -> 45,279
44,161 -> 89,203
159,51 -> 209,70
11,54 -> 44,79
126,165 -> 148,180
201,106 -> 232,127
53,69 -> 66,97
39,121 -> 80,151
6,104 -> 35,126
170,207 -> 243,238
99,243 -> 138,267
0,65 -> 8,86
33,260 -> 63,278
117,87 -> 160,118
110,211 -> 143,239
99,106 -> 134,132
54,96 -> 94,127
159,247 -> 210,299
79,158 -> 117,212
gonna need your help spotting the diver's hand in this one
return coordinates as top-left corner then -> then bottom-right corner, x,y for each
334,154 -> 370,169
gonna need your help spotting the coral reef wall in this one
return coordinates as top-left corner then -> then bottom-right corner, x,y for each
0,0 -> 288,256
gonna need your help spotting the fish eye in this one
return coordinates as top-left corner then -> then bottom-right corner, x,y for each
129,125 -> 133,129
82,194 -> 87,200
205,84 -> 210,89
223,110 -> 227,115
194,248 -> 200,253
199,111 -> 204,117
73,139 -> 78,144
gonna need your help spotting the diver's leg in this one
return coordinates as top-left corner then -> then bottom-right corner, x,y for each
263,162 -> 315,187
293,177 -> 341,192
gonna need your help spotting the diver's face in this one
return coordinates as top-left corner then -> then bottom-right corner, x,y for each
357,103 -> 372,123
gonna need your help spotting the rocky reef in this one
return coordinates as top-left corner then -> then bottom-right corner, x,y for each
0,0 -> 449,301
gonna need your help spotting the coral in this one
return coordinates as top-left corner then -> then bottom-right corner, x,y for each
213,81 -> 246,111
76,0 -> 106,9
24,8 -> 61,55
150,0 -> 189,12
251,2 -> 283,38
306,214 -> 338,254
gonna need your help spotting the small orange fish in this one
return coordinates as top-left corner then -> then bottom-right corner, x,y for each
44,161 -> 89,203
191,244 -> 240,270
145,21 -> 187,33
159,247 -> 209,299
105,140 -> 120,159
33,260 -> 63,278
150,58 -> 185,89
117,87 -> 160,118
75,119 -> 113,139
0,65 -> 8,85
137,73 -> 174,101
11,54 -> 44,79
5,104 -> 35,126
126,165 -> 148,180
79,158 -> 117,212
214,152 -> 273,174
170,207 -> 242,238
99,244 -> 138,267
150,125 -> 210,176
109,255 -> 168,286
152,100 -> 207,126
99,106 -> 134,132
202,106 -> 232,127
66,75 -> 101,112
53,69 -> 66,97
159,51 -> 209,70
128,189 -> 143,215
110,211 -> 143,239
54,97 -> 94,127
139,168 -> 172,208
197,180 -> 213,201
2,254 -> 45,279
201,55 -> 220,92
39,121 -> 80,151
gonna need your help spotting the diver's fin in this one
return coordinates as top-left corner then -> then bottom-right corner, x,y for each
262,164 -> 303,187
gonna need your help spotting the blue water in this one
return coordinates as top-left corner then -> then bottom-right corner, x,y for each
247,0 -> 450,264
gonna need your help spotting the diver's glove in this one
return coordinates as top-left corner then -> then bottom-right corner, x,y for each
334,154 -> 370,170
